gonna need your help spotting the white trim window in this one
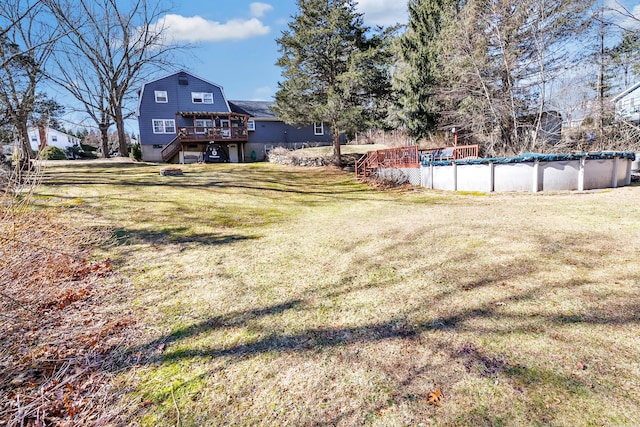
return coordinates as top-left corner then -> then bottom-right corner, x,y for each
220,119 -> 230,137
314,122 -> 324,136
194,119 -> 213,134
247,119 -> 255,131
154,90 -> 168,103
152,119 -> 176,134
191,92 -> 213,104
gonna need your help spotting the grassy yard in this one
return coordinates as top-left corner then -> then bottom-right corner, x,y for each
34,159 -> 640,426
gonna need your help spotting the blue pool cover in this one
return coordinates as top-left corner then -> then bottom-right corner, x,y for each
421,151 -> 636,167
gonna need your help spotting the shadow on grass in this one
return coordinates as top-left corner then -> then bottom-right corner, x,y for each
113,226 -> 260,246
110,226 -> 640,426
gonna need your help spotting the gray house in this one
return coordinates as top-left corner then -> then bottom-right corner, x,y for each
612,81 -> 640,124
136,70 -> 334,163
229,100 -> 337,161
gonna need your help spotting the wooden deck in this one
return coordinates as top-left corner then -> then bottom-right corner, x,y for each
355,144 -> 480,179
177,126 -> 248,143
176,111 -> 250,143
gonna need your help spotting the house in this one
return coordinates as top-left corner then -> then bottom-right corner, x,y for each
27,126 -> 82,155
136,70 -> 334,163
228,100 -> 338,161
612,81 -> 640,124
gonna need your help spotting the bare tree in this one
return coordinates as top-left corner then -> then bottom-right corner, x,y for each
439,0 -> 593,156
45,0 -> 180,157
0,0 -> 60,163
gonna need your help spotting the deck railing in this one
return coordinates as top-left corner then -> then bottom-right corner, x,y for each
177,126 -> 248,142
419,144 -> 479,162
355,145 -> 419,179
161,136 -> 181,162
356,144 -> 480,180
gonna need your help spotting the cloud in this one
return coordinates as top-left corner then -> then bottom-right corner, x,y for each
252,86 -> 274,101
355,0 -> 408,26
250,2 -> 274,18
152,14 -> 270,43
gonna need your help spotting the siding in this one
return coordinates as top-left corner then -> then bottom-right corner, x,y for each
137,71 -> 231,146
248,120 -> 334,145
27,127 -> 80,151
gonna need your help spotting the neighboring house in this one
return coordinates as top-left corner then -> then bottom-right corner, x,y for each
612,81 -> 640,124
136,70 -> 334,163
27,126 -> 82,155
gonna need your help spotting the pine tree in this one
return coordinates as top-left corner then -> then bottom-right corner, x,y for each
274,0 -> 396,165
395,0 -> 456,140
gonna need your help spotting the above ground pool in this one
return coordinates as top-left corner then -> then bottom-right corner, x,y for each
378,152 -> 637,193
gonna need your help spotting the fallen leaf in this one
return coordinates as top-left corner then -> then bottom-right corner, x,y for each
427,389 -> 442,407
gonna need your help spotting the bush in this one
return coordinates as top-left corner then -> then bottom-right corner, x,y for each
130,142 -> 142,161
65,145 -> 83,159
40,145 -> 66,160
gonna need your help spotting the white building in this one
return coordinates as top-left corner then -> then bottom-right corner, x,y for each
27,126 -> 81,152
612,82 -> 640,124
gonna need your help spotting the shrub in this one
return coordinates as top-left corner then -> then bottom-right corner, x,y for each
40,145 -> 67,160
65,145 -> 83,159
130,142 -> 142,161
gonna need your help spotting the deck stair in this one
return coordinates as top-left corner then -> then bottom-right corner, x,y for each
355,150 -> 379,178
161,136 -> 181,162
356,146 -> 419,179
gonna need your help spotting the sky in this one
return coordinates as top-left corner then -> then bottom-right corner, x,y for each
50,0 -> 639,134
158,1 -> 409,103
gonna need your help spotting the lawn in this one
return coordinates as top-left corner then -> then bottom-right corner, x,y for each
32,159 -> 640,426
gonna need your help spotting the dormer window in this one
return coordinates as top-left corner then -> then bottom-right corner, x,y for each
192,92 -> 213,104
155,90 -> 168,103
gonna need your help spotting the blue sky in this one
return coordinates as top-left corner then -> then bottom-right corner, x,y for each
52,0 -> 639,133
159,1 -> 409,103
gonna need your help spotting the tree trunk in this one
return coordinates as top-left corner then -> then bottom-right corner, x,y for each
332,127 -> 342,167
114,104 -> 128,157
99,122 -> 110,158
16,120 -> 33,163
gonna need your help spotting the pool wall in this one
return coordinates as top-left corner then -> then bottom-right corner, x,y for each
377,152 -> 636,193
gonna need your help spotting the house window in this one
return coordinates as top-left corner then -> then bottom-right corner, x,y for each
152,119 -> 176,134
155,90 -> 168,103
152,144 -> 164,149
194,119 -> 213,134
220,119 -> 230,137
31,136 -> 37,141
247,119 -> 255,131
191,92 -> 213,104
51,135 -> 58,142
314,122 -> 324,136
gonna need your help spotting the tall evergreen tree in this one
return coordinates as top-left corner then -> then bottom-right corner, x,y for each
274,0 -> 396,165
395,0 -> 456,140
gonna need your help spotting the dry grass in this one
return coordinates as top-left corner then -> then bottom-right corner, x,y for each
0,162 -> 136,426
25,159 -> 640,425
